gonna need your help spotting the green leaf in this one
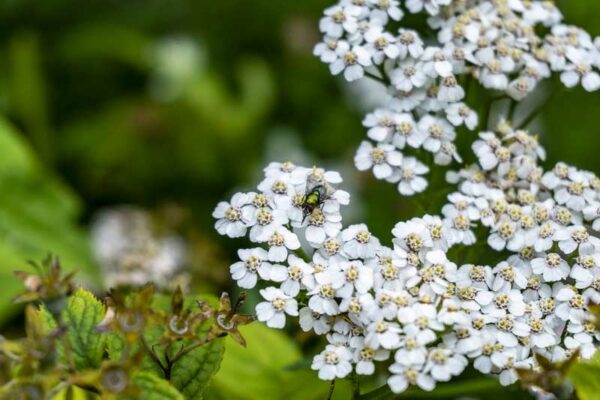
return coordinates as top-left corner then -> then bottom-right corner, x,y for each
170,338 -> 225,400
205,323 -> 351,400
37,304 -> 58,333
569,351 -> 600,400
0,117 -> 98,323
118,371 -> 184,400
61,288 -> 106,370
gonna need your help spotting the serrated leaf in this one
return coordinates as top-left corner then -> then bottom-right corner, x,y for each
106,332 -> 126,361
118,371 -> 184,400
569,351 -> 600,400
170,337 -> 225,400
37,304 -> 58,333
61,288 -> 106,370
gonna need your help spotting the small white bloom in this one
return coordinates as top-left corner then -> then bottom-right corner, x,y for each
256,225 -> 301,262
256,287 -> 298,328
311,344 -> 353,380
354,141 -> 403,180
329,41 -> 373,81
394,157 -> 429,196
213,193 -> 252,238
391,59 -> 428,91
342,223 -> 381,259
531,253 -> 570,282
230,248 -> 277,289
445,103 -> 478,130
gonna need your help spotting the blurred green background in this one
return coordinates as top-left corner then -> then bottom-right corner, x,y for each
0,0 -> 598,397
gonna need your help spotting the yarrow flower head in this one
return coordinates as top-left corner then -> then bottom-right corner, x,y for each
215,0 -> 600,396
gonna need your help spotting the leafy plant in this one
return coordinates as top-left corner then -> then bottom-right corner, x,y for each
0,257 -> 252,399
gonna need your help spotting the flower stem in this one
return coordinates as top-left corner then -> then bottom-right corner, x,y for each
351,372 -> 361,400
327,380 -> 336,400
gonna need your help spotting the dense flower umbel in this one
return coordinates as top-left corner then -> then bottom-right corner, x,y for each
214,0 -> 600,395
314,0 -> 600,197
214,152 -> 600,393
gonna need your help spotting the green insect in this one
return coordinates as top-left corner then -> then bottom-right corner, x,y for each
302,184 -> 328,223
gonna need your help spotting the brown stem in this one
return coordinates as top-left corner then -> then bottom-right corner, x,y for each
141,335 -> 168,377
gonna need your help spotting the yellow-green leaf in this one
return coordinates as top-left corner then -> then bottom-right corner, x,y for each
61,288 -> 106,370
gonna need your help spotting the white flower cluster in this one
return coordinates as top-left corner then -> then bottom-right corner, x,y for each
445,123 -> 600,365
315,0 -> 600,196
213,0 -> 600,395
92,207 -> 189,290
214,152 -> 600,394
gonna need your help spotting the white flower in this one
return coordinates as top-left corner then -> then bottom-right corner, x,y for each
308,271 -> 344,315
353,342 -> 389,375
230,248 -> 275,289
270,254 -> 315,296
256,225 -> 301,262
471,332 -> 517,373
213,192 -> 252,238
368,0 -> 403,23
329,41 -> 373,81
304,208 -> 344,246
490,315 -> 531,347
319,4 -> 361,38
299,307 -> 331,334
479,59 -> 509,90
365,318 -> 402,349
256,287 -> 298,328
391,59 -> 428,91
556,226 -> 599,255
354,141 -> 403,179
395,157 -> 429,196
314,37 -> 341,63
388,360 -> 433,393
565,322 -> 597,358
329,260 -> 374,297
420,47 -> 453,78
363,108 -> 399,142
560,49 -> 600,91
342,223 -> 381,259
418,115 -> 455,153
392,218 -> 433,254
483,289 -> 527,318
555,285 -> 587,323
364,26 -> 400,64
398,303 -> 444,343
456,264 -> 493,290
488,220 -> 524,252
438,75 -> 465,102
393,113 -> 424,149
434,141 -> 462,166
405,0 -> 451,16
340,293 -> 376,322
528,317 -> 559,349
397,29 -> 424,59
423,348 -> 467,383
571,249 -> 600,288
491,261 -> 529,291
445,103 -> 478,130
528,221 -> 562,252
531,253 -> 570,282
248,207 -> 289,242
312,344 -> 353,380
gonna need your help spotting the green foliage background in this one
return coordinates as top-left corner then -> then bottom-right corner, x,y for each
0,0 -> 599,398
